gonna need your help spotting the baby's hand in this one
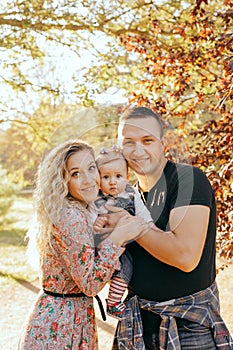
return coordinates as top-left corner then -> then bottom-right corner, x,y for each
93,216 -> 108,232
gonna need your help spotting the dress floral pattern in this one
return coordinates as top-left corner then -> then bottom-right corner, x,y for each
19,205 -> 124,350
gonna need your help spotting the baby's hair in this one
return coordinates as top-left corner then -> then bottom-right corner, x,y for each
96,145 -> 127,169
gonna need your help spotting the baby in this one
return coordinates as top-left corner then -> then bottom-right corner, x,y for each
89,147 -> 152,319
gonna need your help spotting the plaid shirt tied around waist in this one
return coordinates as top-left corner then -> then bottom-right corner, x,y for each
112,280 -> 233,350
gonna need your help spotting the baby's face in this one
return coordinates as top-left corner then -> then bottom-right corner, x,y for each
99,158 -> 128,196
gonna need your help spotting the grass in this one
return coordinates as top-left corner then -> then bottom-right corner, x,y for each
0,195 -> 36,284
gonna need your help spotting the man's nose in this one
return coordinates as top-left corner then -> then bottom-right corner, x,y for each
133,142 -> 144,155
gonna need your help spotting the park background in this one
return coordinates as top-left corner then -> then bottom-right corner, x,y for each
0,0 -> 232,348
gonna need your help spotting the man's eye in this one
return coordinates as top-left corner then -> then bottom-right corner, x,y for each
144,139 -> 153,144
123,140 -> 134,145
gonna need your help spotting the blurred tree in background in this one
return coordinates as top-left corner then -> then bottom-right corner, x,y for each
0,0 -> 232,260
112,0 -> 233,260
0,165 -> 18,227
0,102 -> 120,185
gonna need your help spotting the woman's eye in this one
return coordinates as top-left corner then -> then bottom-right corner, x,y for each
72,171 -> 79,177
89,164 -> 96,171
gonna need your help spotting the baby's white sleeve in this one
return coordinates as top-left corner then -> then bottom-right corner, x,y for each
134,187 -> 153,223
87,202 -> 98,224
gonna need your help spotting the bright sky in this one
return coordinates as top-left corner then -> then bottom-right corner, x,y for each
0,28 -> 128,129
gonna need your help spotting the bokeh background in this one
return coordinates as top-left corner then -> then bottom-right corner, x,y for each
0,1 -> 232,348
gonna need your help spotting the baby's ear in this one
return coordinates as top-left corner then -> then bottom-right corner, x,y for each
127,173 -> 130,181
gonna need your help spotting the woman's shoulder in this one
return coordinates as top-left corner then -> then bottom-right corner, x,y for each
56,203 -> 88,226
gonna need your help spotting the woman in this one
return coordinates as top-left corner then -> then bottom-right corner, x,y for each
19,140 -> 147,350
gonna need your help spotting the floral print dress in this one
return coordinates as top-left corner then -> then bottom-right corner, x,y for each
19,205 -> 124,350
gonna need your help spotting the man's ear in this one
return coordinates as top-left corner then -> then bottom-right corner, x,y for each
160,135 -> 166,150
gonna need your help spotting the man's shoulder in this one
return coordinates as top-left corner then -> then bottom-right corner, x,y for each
166,160 -> 205,178
164,161 -> 211,192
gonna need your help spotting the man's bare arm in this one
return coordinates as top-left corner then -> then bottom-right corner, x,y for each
136,205 -> 210,272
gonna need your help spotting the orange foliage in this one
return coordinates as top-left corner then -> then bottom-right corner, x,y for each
119,0 -> 233,260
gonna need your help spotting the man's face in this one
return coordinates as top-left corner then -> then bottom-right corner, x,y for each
118,116 -> 165,177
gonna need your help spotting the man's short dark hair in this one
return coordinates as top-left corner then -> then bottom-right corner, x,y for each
119,106 -> 164,139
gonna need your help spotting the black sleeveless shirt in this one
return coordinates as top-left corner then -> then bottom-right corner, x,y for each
127,160 -> 216,301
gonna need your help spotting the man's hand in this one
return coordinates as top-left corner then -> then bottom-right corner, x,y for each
107,213 -> 150,246
104,205 -> 130,228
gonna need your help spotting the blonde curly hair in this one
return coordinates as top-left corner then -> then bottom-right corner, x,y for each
27,139 -> 94,268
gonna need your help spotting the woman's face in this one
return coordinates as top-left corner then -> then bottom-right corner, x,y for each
67,149 -> 100,207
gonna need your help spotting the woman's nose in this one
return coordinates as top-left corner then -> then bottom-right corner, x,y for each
82,172 -> 91,184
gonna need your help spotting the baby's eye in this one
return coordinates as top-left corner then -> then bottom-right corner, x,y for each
116,174 -> 122,178
103,175 -> 109,180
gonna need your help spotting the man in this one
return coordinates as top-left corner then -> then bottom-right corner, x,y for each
110,106 -> 232,349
